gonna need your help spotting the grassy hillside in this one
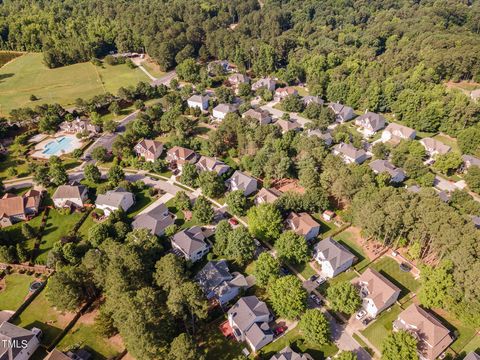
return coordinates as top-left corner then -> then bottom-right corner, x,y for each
0,53 -> 149,115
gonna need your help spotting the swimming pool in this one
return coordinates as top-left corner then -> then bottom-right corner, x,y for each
42,136 -> 75,155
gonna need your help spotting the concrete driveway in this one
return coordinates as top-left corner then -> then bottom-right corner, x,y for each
260,101 -> 311,127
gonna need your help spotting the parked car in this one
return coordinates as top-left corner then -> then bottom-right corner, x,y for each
280,266 -> 291,276
309,293 -> 322,306
355,309 -> 367,320
229,218 -> 239,226
309,275 -> 319,282
362,317 -> 372,326
274,326 -> 287,337
315,277 -> 326,286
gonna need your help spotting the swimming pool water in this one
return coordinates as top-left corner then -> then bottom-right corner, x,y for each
42,136 -> 75,155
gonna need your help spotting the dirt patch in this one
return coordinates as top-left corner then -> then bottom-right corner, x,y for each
108,333 -> 126,352
445,81 -> 480,95
142,55 -> 162,74
347,226 -> 386,260
76,308 -> 98,326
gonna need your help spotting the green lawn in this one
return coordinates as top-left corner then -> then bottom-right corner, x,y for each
141,60 -> 166,78
311,215 -> 340,238
334,229 -> 370,271
369,257 -> 420,298
0,53 -> 149,115
360,304 -> 404,351
14,290 -> 73,347
77,212 -> 97,239
317,270 -> 357,296
200,318 -> 245,360
127,189 -> 155,218
434,308 -> 479,354
259,326 -> 338,360
433,133 -> 461,154
35,209 -> 84,264
0,154 -> 31,180
57,323 -> 123,360
460,332 -> 480,354
0,274 -> 36,311
166,200 -> 202,229
291,262 -> 317,280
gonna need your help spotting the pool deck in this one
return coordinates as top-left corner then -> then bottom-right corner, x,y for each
31,133 -> 84,159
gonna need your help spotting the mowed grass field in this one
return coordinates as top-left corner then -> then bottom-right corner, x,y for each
0,52 -> 149,115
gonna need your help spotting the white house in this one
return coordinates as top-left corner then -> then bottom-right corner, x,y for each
381,123 -> 416,143
226,171 -> 258,196
328,102 -> 355,123
0,322 -> 42,360
369,159 -> 406,183
95,188 -> 135,216
332,143 -> 368,164
187,94 -> 209,111
352,268 -> 401,318
314,237 -> 355,278
52,184 -> 88,209
355,111 -> 386,136
228,296 -> 274,352
212,103 -> 237,121
196,156 -> 230,176
171,226 -> 209,263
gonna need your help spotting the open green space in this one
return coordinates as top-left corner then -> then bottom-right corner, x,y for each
460,333 -> 480,354
57,323 -> 123,360
127,188 -> 155,218
14,290 -> 73,347
360,304 -> 404,351
291,262 -> 317,280
334,229 -> 370,271
36,209 -> 84,264
166,200 -> 201,230
310,215 -> 340,238
141,60 -> 166,78
0,53 -> 149,116
0,274 -> 35,311
369,257 -> 420,298
433,133 -> 461,154
259,326 -> 338,360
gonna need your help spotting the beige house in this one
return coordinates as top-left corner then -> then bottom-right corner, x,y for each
52,185 -> 88,209
254,188 -> 282,205
381,123 -> 416,143
286,212 -> 320,241
420,138 -> 451,157
195,156 -> 230,176
274,87 -> 298,101
242,109 -> 272,125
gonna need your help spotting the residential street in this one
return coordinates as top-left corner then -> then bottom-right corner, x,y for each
260,101 -> 311,127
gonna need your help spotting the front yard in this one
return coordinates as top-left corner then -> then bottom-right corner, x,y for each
360,304 -> 404,351
0,273 -> 36,311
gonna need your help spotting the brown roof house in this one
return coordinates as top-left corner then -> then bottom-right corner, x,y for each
134,139 -> 164,162
328,102 -> 355,123
274,87 -> 298,101
254,188 -> 282,205
275,119 -> 301,133
381,123 -> 416,144
352,268 -> 401,318
0,190 -> 42,228
333,143 -> 368,164
226,171 -> 258,196
171,226 -> 210,263
369,159 -> 406,183
420,138 -> 451,157
270,346 -> 313,360
286,212 -> 320,241
52,185 -> 88,209
196,156 -> 230,176
166,146 -> 198,170
0,322 -> 41,360
355,111 -> 386,137
242,108 -> 272,125
252,77 -> 276,92
314,237 -> 355,278
131,203 -> 175,237
228,296 -> 274,352
393,304 -> 453,360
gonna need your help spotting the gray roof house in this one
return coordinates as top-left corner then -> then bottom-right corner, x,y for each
314,237 -> 355,278
381,123 -> 416,144
0,322 -> 41,360
212,103 -> 237,120
471,215 -> 480,229
464,352 -> 480,360
270,346 -> 313,360
196,156 -> 230,176
132,203 -> 175,237
195,260 -> 248,305
226,171 -> 258,196
251,77 -> 276,92
333,143 -> 368,164
462,155 -> 480,170
242,108 -> 272,125
369,159 -> 406,183
328,102 -> 355,123
187,94 -> 209,111
420,138 -> 451,157
228,296 -> 274,352
171,226 -> 209,263
95,188 -> 135,216
303,96 -> 324,107
307,129 -> 333,146
52,184 -> 88,209
355,111 -> 386,136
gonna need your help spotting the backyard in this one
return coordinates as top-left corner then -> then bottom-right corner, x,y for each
334,228 -> 371,271
0,53 -> 149,115
369,257 -> 420,298
0,273 -> 37,311
200,318 -> 245,360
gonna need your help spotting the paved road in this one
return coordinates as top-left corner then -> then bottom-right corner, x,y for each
151,71 -> 177,87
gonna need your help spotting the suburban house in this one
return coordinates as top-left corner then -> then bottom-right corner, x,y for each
212,103 -> 237,121
59,118 -> 100,134
465,352 -> 480,360
254,188 -> 282,205
171,226 -> 210,263
226,171 -> 258,196
275,119 -> 301,133
307,129 -> 333,146
207,60 -> 232,74
134,139 -> 164,162
0,190 -> 42,228
242,108 -> 272,125
52,184 -> 88,209
44,349 -> 71,360
131,203 -> 175,237
166,146 -> 198,170
470,89 -> 480,102
286,212 -> 320,241
393,304 -> 453,360
228,296 -> 274,352
228,73 -> 250,88
95,188 -> 134,216
328,102 -> 355,123
270,346 -> 313,360
369,159 -> 406,183
302,96 -> 324,107
355,111 -> 386,136
332,143 -> 368,164
352,268 -> 401,318
187,94 -> 209,111
381,123 -> 416,143
274,87 -> 298,101
420,138 -> 451,157
314,237 -> 355,278
195,156 -> 230,176
462,155 -> 480,170
251,77 -> 276,92
195,260 -> 248,305
0,322 -> 42,360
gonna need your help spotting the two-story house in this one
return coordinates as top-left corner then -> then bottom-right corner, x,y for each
134,139 -> 164,162
171,226 -> 210,263
286,212 -> 320,241
314,237 -> 355,278
226,171 -> 258,196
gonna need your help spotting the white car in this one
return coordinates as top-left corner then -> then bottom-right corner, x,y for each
356,309 -> 367,320
315,277 -> 326,286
